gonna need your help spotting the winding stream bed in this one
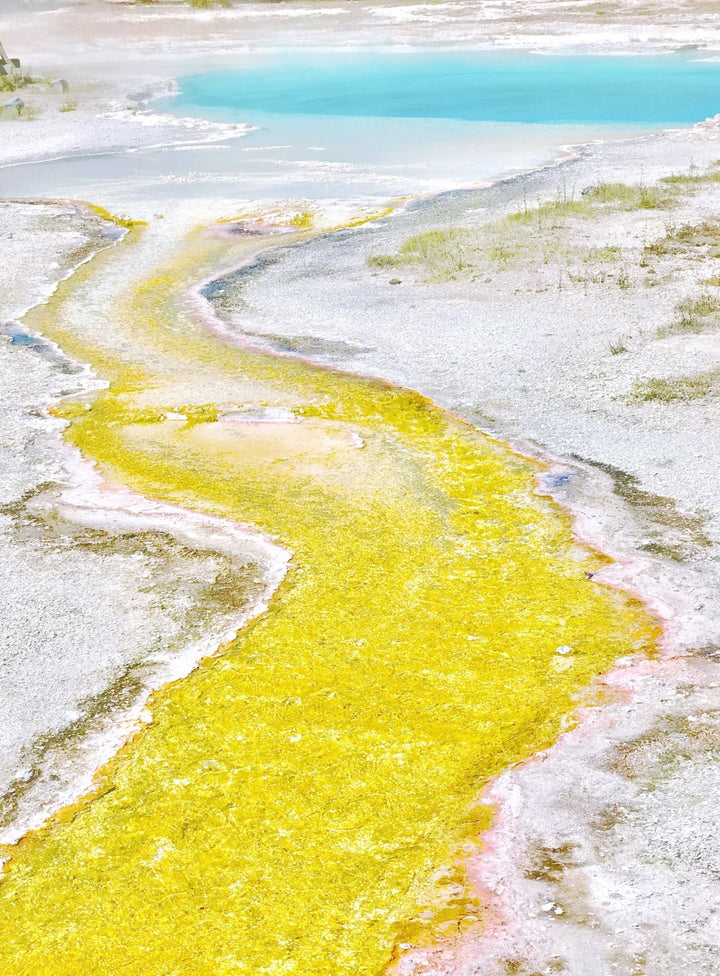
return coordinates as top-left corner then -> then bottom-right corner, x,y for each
0,208 -> 656,974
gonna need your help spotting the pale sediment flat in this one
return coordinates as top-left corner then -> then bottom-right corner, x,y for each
2,115 -> 628,205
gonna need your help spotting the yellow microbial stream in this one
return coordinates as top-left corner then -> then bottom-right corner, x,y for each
0,216 -> 656,975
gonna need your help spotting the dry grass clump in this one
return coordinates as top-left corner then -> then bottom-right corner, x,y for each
672,220 -> 720,247
642,218 -> 720,264
584,245 -> 621,263
658,292 -> 720,337
630,369 -> 720,403
137,0 -> 231,6
368,228 -> 475,279
505,194 -> 593,226
0,71 -> 36,93
506,181 -> 676,227
660,161 -> 720,189
582,182 -> 676,210
366,253 -> 399,269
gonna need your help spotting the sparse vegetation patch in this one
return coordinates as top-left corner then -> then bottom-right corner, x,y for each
659,292 -> 720,337
630,369 -> 720,403
642,217 -> 720,265
367,179 -> 684,283
582,181 -> 677,210
585,245 -> 621,263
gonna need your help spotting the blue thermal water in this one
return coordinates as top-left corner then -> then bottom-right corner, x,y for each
169,51 -> 720,125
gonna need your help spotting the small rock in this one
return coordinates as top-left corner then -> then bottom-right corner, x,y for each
555,645 -> 574,656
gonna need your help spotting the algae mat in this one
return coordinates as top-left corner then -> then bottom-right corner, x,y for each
0,216 -> 657,975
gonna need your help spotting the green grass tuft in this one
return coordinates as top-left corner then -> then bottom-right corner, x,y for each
584,245 -> 621,263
